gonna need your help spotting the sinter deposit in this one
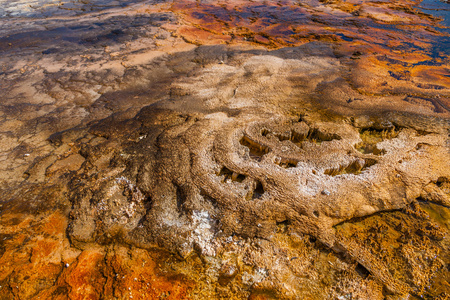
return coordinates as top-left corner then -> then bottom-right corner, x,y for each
0,0 -> 449,299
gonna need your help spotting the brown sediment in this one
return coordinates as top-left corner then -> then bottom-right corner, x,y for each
0,0 -> 449,299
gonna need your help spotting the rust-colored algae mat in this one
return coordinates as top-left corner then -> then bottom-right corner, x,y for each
0,0 -> 449,299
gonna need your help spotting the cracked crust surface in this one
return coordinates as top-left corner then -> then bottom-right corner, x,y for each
1,0 -> 450,298
62,50 -> 450,296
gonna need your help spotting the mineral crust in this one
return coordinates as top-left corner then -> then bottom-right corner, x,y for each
0,0 -> 450,299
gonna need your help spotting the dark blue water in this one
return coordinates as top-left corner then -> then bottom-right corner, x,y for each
421,0 -> 450,29
420,0 -> 450,58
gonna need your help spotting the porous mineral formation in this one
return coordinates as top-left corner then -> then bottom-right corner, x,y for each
0,0 -> 449,299
65,47 -> 450,297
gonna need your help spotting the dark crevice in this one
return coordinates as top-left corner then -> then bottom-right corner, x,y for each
143,196 -> 153,212
276,220 -> 290,233
355,126 -> 400,155
262,127 -> 341,146
333,208 -> 404,228
276,220 -> 291,226
359,126 -> 399,135
324,158 -> 377,176
306,128 -> 341,143
218,167 -> 246,182
175,184 -> 185,215
273,129 -> 308,144
247,180 -> 265,200
355,263 -> 371,279
437,176 -> 449,188
419,184 -> 450,208
274,157 -> 298,168
261,128 -> 271,137
415,142 -> 432,150
240,136 -> 270,161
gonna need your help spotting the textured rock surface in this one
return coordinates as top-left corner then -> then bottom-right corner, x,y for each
0,0 -> 450,299
65,47 -> 450,297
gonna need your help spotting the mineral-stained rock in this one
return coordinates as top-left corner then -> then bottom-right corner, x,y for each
61,45 -> 450,297
0,0 -> 449,298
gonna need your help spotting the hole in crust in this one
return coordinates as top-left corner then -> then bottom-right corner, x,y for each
437,177 -> 450,194
276,219 -> 290,226
355,263 -> 371,279
415,142 -> 432,151
252,180 -> 265,200
437,177 -> 449,186
218,167 -> 246,183
175,184 -> 185,215
240,136 -> 270,161
355,127 -> 399,155
306,128 -> 341,144
274,157 -> 298,168
261,128 -> 271,137
313,211 -> 319,218
274,129 -> 307,143
262,127 -> 340,146
324,158 -> 377,176
276,220 -> 290,233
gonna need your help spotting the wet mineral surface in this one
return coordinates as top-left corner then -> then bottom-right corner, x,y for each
0,0 -> 449,299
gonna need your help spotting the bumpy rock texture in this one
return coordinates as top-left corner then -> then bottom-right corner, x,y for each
65,47 -> 450,297
1,0 -> 450,299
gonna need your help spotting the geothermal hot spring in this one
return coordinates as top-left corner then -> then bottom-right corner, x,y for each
0,0 -> 449,299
